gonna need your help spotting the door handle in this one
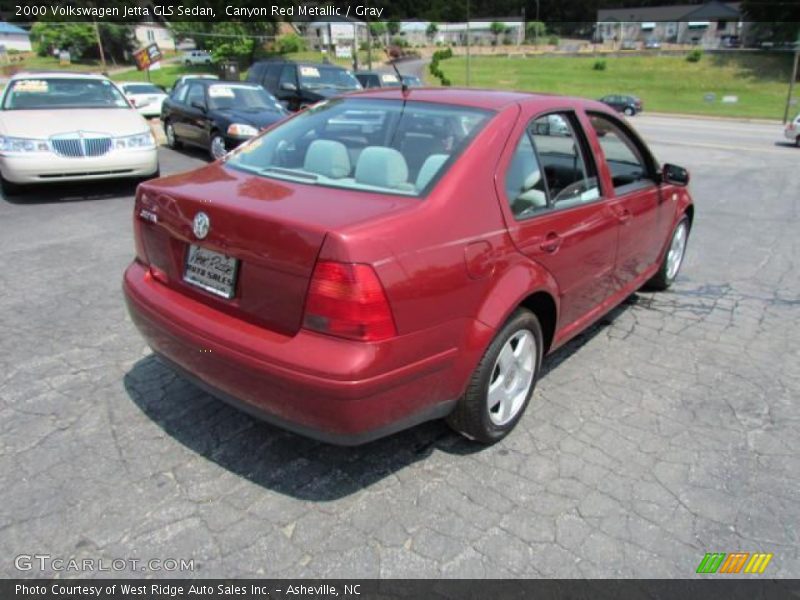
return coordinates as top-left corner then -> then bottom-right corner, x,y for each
615,207 -> 633,223
539,232 -> 562,253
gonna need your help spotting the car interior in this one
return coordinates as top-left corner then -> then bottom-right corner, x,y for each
235,103 -> 488,195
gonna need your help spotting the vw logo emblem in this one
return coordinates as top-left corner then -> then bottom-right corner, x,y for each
193,212 -> 210,239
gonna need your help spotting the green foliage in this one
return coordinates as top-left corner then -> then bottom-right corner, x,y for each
489,22 -> 506,37
369,22 -> 386,38
548,35 -> 560,46
593,59 -> 607,71
276,33 -> 305,54
391,37 -> 409,48
169,22 -> 275,64
387,22 -> 401,36
525,21 -> 547,42
429,47 -> 454,86
427,22 -> 439,40
686,49 -> 703,63
30,23 -> 96,59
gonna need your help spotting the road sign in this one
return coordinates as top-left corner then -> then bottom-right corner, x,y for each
133,43 -> 162,71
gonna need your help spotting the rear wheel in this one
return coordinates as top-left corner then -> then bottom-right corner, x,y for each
447,309 -> 543,444
795,135 -> 800,147
624,106 -> 635,116
164,121 -> 182,149
645,215 -> 690,291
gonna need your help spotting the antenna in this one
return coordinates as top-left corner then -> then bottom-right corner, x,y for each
390,61 -> 409,94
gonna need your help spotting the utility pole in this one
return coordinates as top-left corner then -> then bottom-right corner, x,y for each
93,19 -> 106,72
367,20 -> 372,70
466,0 -> 471,86
784,46 -> 799,124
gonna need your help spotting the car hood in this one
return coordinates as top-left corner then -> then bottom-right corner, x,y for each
213,108 -> 286,128
0,108 -> 149,138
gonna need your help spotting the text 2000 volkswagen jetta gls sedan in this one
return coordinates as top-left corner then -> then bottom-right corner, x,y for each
123,89 -> 693,445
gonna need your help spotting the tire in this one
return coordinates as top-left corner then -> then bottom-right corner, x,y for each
0,174 -> 24,197
164,121 -> 182,149
447,309 -> 543,444
645,215 -> 690,291
795,135 -> 800,148
209,132 -> 227,160
624,106 -> 635,116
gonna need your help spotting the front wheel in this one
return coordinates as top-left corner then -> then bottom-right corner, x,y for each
624,106 -> 635,116
795,135 -> 800,148
0,174 -> 24,197
645,215 -> 690,291
447,309 -> 543,444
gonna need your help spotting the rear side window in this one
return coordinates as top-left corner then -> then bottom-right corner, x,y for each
248,63 -> 265,83
263,64 -> 282,91
505,112 -> 601,219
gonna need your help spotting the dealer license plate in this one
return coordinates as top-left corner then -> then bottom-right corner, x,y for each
183,245 -> 238,299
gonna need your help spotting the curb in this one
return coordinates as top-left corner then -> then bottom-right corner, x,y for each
639,111 -> 782,125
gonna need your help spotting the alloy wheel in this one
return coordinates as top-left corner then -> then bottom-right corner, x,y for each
487,330 -> 536,426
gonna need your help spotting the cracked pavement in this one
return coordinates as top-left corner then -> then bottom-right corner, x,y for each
1,116 -> 798,578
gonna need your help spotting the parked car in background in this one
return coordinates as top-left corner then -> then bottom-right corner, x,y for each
182,50 -> 212,66
785,113 -> 800,146
644,39 -> 661,50
599,94 -> 643,116
124,89 -> 694,445
401,75 -> 424,87
354,71 -> 402,89
246,59 -> 362,111
172,74 -> 218,90
118,81 -> 168,118
161,79 -> 287,160
620,40 -> 638,50
0,72 -> 158,196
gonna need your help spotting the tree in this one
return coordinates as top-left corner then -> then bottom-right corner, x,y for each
168,21 -> 277,64
490,22 -> 506,46
387,21 -> 401,37
426,22 -> 439,44
525,21 -> 546,44
29,22 -> 133,63
740,0 -> 800,44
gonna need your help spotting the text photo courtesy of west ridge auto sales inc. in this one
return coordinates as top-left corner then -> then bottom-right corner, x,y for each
0,0 -> 799,598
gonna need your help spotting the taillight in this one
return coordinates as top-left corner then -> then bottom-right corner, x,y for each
303,261 -> 397,342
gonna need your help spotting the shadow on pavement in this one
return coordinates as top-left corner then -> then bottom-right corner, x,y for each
124,294 -> 638,501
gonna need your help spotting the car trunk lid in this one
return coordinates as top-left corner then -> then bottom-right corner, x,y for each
135,162 -> 409,335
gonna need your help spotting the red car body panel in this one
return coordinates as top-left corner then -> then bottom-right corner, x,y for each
123,89 -> 693,444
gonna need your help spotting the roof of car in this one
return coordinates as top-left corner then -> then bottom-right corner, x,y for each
9,71 -> 110,81
253,59 -> 348,70
117,81 -> 163,86
347,87 -> 591,111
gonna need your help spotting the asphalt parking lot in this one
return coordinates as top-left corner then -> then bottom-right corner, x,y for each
1,115 -> 798,578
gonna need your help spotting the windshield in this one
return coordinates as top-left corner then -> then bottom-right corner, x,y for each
227,98 -> 492,197
298,66 -> 361,91
207,84 -> 283,112
123,83 -> 163,95
2,78 -> 130,110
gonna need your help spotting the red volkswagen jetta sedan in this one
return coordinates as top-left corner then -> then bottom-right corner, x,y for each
123,88 -> 693,445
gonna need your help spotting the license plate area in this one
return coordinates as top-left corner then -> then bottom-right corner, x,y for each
183,244 -> 239,299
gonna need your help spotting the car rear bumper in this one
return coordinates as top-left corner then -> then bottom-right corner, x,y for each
0,148 -> 158,184
785,128 -> 798,142
122,261 -> 466,445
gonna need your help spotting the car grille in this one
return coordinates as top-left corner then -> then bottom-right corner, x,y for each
51,137 -> 113,158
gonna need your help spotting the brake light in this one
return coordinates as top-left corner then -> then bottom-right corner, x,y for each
303,261 -> 397,342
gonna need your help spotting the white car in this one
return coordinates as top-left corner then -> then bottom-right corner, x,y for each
118,81 -> 168,118
785,113 -> 800,147
0,72 -> 159,196
182,50 -> 212,66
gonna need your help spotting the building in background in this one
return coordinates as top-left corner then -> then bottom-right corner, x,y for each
301,17 -> 368,54
596,1 -> 743,48
0,22 -> 32,52
400,21 -> 524,46
134,22 -> 176,52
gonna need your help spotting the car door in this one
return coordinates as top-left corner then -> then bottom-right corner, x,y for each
498,109 -> 619,332
183,82 -> 210,146
276,65 -> 301,110
167,82 -> 191,137
585,111 -> 669,290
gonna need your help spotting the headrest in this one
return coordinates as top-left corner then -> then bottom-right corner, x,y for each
303,139 -> 351,179
355,146 -> 409,189
415,154 -> 449,191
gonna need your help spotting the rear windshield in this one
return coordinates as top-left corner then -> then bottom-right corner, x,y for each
122,83 -> 163,95
298,66 -> 361,91
2,78 -> 129,110
226,98 -> 493,197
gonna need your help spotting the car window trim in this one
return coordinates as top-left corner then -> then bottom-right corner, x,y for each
587,110 -> 660,184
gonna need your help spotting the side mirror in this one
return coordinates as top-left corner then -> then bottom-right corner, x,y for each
661,163 -> 689,186
280,82 -> 297,92
190,100 -> 206,112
